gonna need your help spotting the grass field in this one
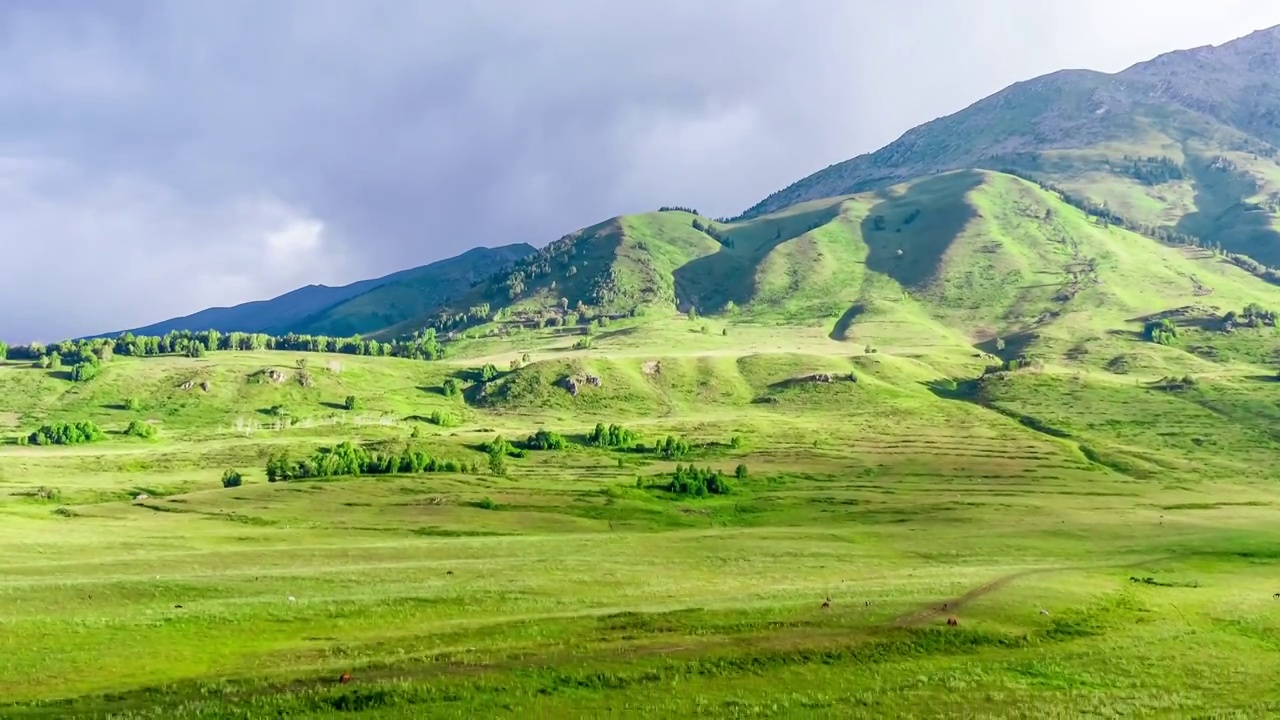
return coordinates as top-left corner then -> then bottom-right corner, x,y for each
4,305 -> 1280,718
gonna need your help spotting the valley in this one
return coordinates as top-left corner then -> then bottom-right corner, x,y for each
9,24 -> 1280,719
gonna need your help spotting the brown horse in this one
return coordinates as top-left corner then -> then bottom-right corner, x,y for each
339,672 -> 352,684
946,617 -> 959,627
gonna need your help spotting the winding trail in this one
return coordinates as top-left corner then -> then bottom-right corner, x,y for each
889,554 -> 1185,627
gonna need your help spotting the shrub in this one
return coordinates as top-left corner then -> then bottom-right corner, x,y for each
479,364 -> 499,383
124,397 -> 142,411
525,429 -> 568,450
343,395 -> 360,411
1143,318 -> 1178,346
221,469 -> 243,488
124,420 -> 157,439
428,410 -> 456,427
442,378 -> 461,397
70,361 -> 100,382
475,496 -> 498,510
573,336 -> 594,350
28,421 -> 105,446
735,463 -> 749,480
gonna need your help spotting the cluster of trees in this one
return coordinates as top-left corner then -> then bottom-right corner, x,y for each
9,328 -> 446,371
656,435 -> 693,459
525,429 -> 568,450
588,423 -> 638,449
665,464 -> 745,497
659,205 -> 701,215
265,442 -> 478,482
1114,155 -> 1186,186
1144,318 -> 1180,346
1223,303 -> 1278,331
24,421 -> 105,446
691,219 -> 734,248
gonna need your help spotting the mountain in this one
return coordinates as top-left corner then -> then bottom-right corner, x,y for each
111,243 -> 534,338
382,169 -> 1280,370
742,25 -> 1280,266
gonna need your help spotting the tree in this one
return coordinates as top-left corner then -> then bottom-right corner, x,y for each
735,463 -> 749,480
186,343 -> 205,358
343,395 -> 360,411
221,469 -> 243,488
70,362 -> 99,382
0,340 -> 10,360
479,363 -> 499,382
687,307 -> 699,322
124,397 -> 142,411
488,446 -> 508,476
442,378 -> 461,397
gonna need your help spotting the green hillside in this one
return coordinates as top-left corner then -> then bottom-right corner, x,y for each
286,244 -> 533,337
742,26 -> 1280,266
389,171 -> 1280,372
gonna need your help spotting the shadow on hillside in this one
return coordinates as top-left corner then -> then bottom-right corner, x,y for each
1175,153 -> 1280,266
829,303 -> 868,341
672,204 -> 844,313
861,170 -> 984,288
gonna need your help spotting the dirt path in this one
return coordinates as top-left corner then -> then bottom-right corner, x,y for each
890,554 -> 1185,627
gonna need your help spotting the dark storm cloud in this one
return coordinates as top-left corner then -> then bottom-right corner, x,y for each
0,0 -> 1275,341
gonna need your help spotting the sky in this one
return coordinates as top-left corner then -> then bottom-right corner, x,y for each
1,1 -> 1277,342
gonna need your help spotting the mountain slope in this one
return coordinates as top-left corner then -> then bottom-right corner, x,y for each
111,244 -> 533,338
742,25 -> 1280,266
285,244 -> 533,337
382,170 -> 1280,369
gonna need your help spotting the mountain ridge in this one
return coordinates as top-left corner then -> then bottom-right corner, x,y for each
103,243 -> 534,339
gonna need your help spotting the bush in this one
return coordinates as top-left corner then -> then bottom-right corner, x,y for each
427,410 -> 456,427
735,463 -> 749,480
28,421 -> 105,446
525,429 -> 568,450
442,378 -> 461,397
221,469 -> 243,488
573,336 -> 594,350
479,364 -> 499,383
1143,318 -> 1178,346
124,397 -> 142,411
343,395 -> 360,411
70,362 -> 100,382
124,420 -> 157,439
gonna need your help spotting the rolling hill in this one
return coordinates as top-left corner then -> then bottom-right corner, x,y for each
107,243 -> 533,338
385,170 -> 1280,370
742,25 -> 1280,266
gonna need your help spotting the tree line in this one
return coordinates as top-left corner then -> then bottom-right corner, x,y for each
265,442 -> 479,482
5,328 -> 446,377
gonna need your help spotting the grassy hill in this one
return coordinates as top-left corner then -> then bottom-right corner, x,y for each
742,26 -> 1280,266
388,171 -> 1280,373
110,244 -> 533,338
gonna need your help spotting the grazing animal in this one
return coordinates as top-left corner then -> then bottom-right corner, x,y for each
946,617 -> 959,627
1274,593 -> 1279,599
339,672 -> 352,684
821,596 -> 831,609
942,602 -> 949,610
1039,609 -> 1050,616
446,571 -> 454,576
174,604 -> 183,609
287,596 -> 297,603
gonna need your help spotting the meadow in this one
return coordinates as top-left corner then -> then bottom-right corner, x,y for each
3,313 -> 1280,719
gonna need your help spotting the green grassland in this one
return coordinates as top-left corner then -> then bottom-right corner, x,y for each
7,170 -> 1280,718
